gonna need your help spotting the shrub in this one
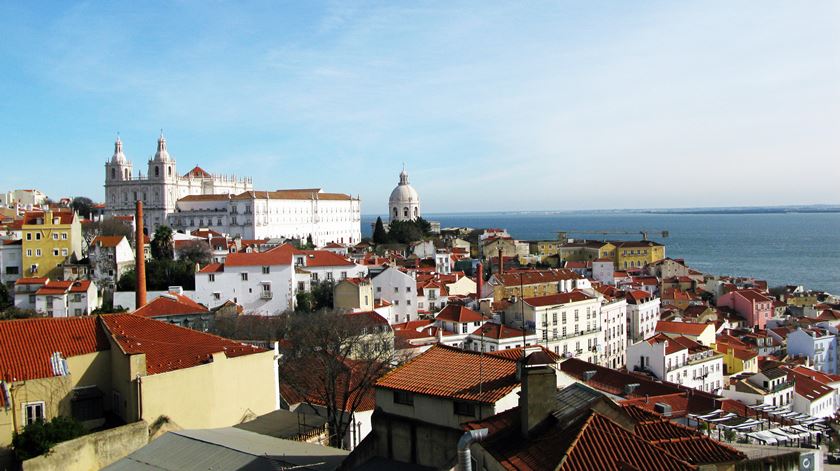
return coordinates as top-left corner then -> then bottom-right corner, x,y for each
12,416 -> 85,461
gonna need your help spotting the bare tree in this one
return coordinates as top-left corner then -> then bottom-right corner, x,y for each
176,240 -> 213,266
278,310 -> 398,449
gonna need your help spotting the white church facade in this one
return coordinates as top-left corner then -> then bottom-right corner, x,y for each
104,134 -> 252,235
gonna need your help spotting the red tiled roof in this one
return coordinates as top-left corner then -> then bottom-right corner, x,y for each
625,290 -> 655,304
732,288 -> 772,303
345,310 -> 389,326
295,249 -> 355,267
184,166 -> 213,178
488,346 -> 561,362
655,320 -> 711,337
101,314 -> 266,375
523,290 -> 591,307
132,293 -> 208,318
22,210 -> 75,225
472,323 -> 527,340
495,269 -> 581,287
435,304 -> 485,323
279,354 -> 377,412
15,277 -> 48,285
376,345 -> 519,404
225,243 -> 294,267
198,263 -> 224,273
90,235 -> 126,248
0,317 -> 110,382
68,280 -> 92,293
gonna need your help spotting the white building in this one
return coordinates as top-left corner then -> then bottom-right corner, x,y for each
89,235 -> 135,287
30,279 -> 99,317
787,327 -> 838,374
0,239 -> 22,287
625,290 -> 661,345
786,366 -> 840,419
721,368 -> 794,409
388,168 -> 420,223
169,189 -> 362,247
591,258 -> 614,285
371,267 -> 417,324
195,244 -> 296,315
596,291 -> 628,369
506,291 -> 604,365
104,134 -> 252,235
291,250 -> 368,293
626,333 -> 724,394
2,189 -> 48,208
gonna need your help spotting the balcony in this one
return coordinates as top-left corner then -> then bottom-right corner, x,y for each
260,291 -> 273,300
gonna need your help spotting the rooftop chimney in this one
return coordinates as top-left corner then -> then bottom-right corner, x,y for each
476,262 -> 484,300
135,201 -> 147,309
519,353 -> 557,437
498,247 -> 504,275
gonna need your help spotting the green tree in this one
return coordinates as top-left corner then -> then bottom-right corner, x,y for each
415,217 -> 432,236
12,416 -> 85,461
295,292 -> 316,313
372,217 -> 388,244
0,307 -> 42,320
0,283 -> 12,310
386,220 -> 423,244
69,196 -> 95,219
117,259 -> 196,291
150,225 -> 174,260
311,280 -> 335,310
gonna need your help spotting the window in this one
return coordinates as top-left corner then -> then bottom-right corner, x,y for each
298,282 -> 306,291
262,266 -> 270,274
454,401 -> 476,417
406,286 -> 411,292
35,249 -> 41,257
407,300 -> 411,306
208,274 -> 215,282
73,294 -> 82,302
394,287 -> 399,293
213,292 -> 221,301
61,249 -> 68,257
53,249 -> 59,256
311,273 -> 319,282
326,272 -> 333,281
393,390 -> 414,406
340,271 -> 347,279
74,309 -> 82,315
26,232 -> 32,240
35,233 -> 41,240
23,401 -> 45,426
241,273 -> 248,281
376,287 -> 381,293
52,233 -> 58,240
26,249 -> 32,257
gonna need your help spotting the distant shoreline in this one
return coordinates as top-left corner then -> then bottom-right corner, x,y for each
362,205 -> 840,218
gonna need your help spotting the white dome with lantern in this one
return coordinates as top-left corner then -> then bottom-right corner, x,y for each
388,167 -> 420,222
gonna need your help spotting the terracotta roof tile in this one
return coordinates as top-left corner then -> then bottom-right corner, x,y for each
435,304 -> 485,323
101,314 -> 266,375
132,293 -> 209,318
655,320 -> 712,337
0,317 -> 110,382
376,345 -> 519,404
524,290 -> 592,307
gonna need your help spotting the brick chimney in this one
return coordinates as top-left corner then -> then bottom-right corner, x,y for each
498,247 -> 504,275
476,262 -> 484,300
135,201 -> 147,309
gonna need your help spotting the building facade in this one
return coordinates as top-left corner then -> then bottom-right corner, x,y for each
104,135 -> 252,235
21,210 -> 82,278
168,189 -> 361,246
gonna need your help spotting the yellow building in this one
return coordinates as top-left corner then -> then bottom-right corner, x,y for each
334,277 -> 374,311
0,313 -> 276,464
484,269 -> 583,302
21,209 -> 82,279
714,344 -> 759,376
614,240 -> 665,269
558,241 -> 615,262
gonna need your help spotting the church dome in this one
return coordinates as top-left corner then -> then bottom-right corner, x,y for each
389,183 -> 419,205
110,136 -> 127,164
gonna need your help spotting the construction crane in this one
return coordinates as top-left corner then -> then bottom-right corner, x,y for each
556,229 -> 669,241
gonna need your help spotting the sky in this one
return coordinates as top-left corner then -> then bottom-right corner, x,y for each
0,1 -> 838,214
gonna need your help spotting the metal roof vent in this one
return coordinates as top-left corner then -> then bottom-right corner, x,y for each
623,383 -> 641,395
654,402 -> 672,416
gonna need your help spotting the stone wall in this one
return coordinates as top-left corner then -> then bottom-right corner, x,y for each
22,421 -> 148,471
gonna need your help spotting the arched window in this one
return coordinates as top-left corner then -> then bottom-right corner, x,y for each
111,168 -> 115,179
124,169 -> 129,179
403,207 -> 408,217
413,207 -> 418,218
155,166 -> 160,177
168,166 -> 172,176
393,208 -> 397,218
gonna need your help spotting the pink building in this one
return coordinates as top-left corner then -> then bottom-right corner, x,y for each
717,288 -> 773,329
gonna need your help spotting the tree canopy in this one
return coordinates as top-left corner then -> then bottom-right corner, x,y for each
372,217 -> 388,244
150,225 -> 174,260
70,196 -> 95,219
117,259 -> 195,291
176,240 -> 213,266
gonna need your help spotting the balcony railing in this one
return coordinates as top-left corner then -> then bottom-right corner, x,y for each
260,291 -> 273,300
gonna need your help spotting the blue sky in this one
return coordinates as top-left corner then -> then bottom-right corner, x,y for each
0,1 -> 837,214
